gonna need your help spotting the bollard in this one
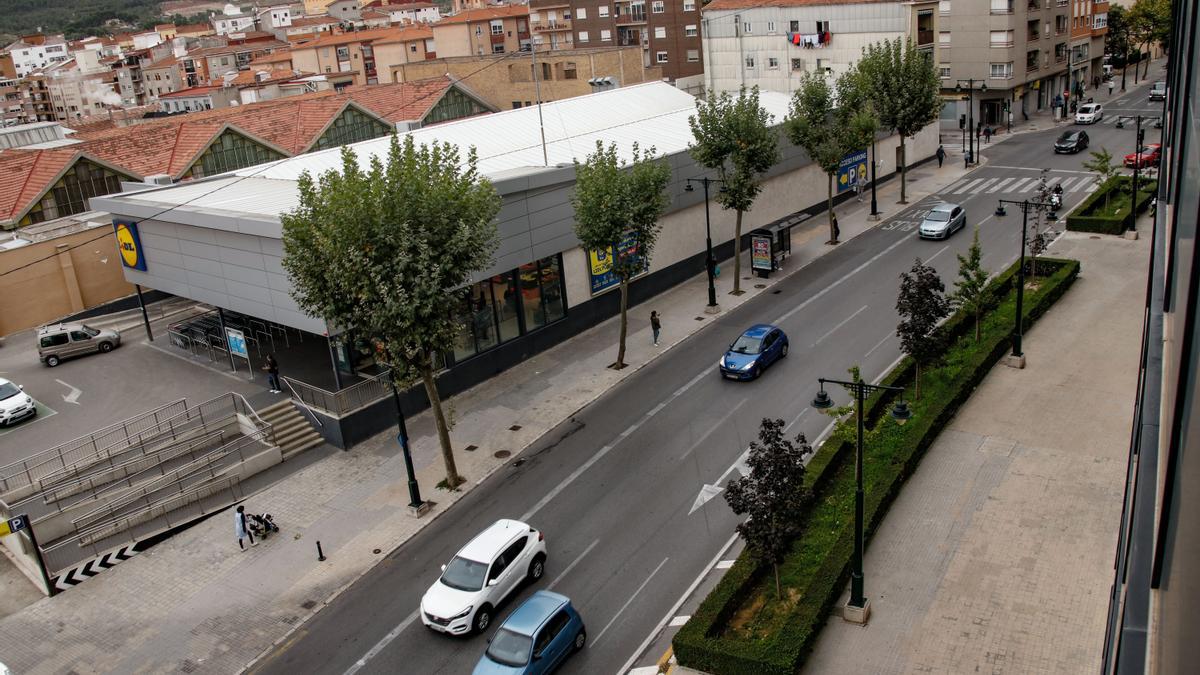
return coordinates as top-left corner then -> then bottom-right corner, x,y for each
317,540 -> 326,562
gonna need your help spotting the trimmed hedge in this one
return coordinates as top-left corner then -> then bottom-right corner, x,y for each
673,257 -> 1081,675
1067,177 -> 1158,234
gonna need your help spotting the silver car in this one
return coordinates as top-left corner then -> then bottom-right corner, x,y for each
918,202 -> 966,240
37,323 -> 121,367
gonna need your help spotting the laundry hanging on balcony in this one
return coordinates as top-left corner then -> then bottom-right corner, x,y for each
785,31 -> 832,48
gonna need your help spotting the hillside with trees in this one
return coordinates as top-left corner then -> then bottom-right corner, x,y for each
0,0 -> 171,41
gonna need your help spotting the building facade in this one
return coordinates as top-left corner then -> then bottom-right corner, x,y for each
431,5 -> 533,57
374,2 -> 443,24
290,26 -> 435,86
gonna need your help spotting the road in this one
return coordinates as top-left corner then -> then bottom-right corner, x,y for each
251,78 -> 1165,675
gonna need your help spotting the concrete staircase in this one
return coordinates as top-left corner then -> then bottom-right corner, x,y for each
258,400 -> 324,460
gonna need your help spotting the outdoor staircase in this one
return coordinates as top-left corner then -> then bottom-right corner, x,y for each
258,400 -> 324,460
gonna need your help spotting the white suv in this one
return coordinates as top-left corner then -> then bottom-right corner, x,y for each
0,378 -> 36,427
420,519 -> 547,635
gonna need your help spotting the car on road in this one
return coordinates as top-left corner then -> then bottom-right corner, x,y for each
1074,103 -> 1104,124
719,324 -> 788,380
473,591 -> 585,674
918,202 -> 967,240
37,322 -> 121,367
1149,81 -> 1166,102
0,378 -> 36,427
1054,130 -> 1089,154
1124,143 -> 1162,169
421,519 -> 548,636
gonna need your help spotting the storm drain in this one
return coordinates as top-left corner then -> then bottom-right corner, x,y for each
494,450 -> 512,459
465,444 -> 478,452
301,600 -> 317,610
509,425 -> 522,431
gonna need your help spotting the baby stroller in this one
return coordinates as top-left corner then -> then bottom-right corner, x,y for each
247,513 -> 279,540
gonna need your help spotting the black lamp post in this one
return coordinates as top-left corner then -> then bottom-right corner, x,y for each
812,377 -> 912,622
1114,115 -> 1161,234
996,198 -> 1054,363
386,369 -> 427,514
685,177 -> 723,314
869,136 -> 880,220
955,79 -> 987,165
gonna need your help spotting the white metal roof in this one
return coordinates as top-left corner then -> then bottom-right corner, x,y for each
102,82 -> 795,221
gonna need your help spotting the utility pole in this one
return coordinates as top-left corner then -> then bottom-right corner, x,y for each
531,43 -> 548,167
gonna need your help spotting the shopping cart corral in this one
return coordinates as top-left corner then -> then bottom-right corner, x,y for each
167,309 -> 304,363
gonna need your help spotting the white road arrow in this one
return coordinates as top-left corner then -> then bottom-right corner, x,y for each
689,483 -> 725,515
56,379 -> 82,405
689,448 -> 751,516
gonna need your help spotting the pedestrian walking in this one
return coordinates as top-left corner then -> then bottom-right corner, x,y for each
935,144 -> 946,168
831,212 -> 841,244
984,126 -> 993,144
235,505 -> 256,550
1108,79 -> 1115,96
263,354 -> 281,393
650,311 -> 662,346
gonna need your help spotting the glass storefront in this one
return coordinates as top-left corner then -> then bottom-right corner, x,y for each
449,254 -> 567,365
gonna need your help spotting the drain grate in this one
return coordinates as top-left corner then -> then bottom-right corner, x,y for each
772,290 -> 782,294
301,600 -> 317,610
509,425 -> 522,431
494,450 -> 512,459
373,548 -> 381,554
754,284 -> 766,289
180,661 -> 199,673
465,444 -> 478,452
695,316 -> 705,321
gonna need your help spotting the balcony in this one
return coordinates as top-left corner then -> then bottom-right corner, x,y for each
990,1 -> 1014,14
1027,52 -> 1040,70
490,33 -> 506,45
531,19 -> 572,31
1027,31 -> 1039,41
1028,0 -> 1041,8
616,10 -> 647,25
917,29 -> 935,46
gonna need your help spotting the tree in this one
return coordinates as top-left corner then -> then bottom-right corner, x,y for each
950,228 -> 990,341
281,135 -> 501,489
723,418 -> 814,599
1029,169 -> 1056,281
688,87 -> 780,295
896,258 -> 949,399
856,39 -> 942,204
1106,5 -> 1132,68
1128,0 -> 1171,80
784,69 -> 875,244
1083,148 -> 1121,209
571,141 -> 671,369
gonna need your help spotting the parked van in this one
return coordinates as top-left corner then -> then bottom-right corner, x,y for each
37,323 -> 121,367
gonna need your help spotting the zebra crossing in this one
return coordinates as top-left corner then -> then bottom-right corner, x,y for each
940,173 -> 1098,197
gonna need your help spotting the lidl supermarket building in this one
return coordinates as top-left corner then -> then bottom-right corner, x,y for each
93,82 -> 937,445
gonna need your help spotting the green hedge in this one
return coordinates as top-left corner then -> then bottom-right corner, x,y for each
673,258 -> 1080,675
1067,177 -> 1158,234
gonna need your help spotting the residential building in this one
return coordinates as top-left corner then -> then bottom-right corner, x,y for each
257,4 -> 295,29
132,31 -> 164,50
144,56 -> 187,99
370,1 -> 443,24
387,45 -> 662,109
3,35 -> 71,78
212,7 -> 258,35
176,23 -> 217,40
529,0 -> 703,84
277,15 -> 342,40
327,0 -> 368,21
303,0 -> 342,14
938,0 -> 1106,127
290,26 -> 434,87
701,0 -> 939,95
431,5 -> 532,57
155,24 -> 180,41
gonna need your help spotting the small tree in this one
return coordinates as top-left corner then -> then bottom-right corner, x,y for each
282,136 -> 501,489
723,418 -> 814,598
896,258 -> 949,399
857,38 -> 942,204
572,141 -> 671,369
1029,169 -> 1056,282
951,227 -> 990,341
785,69 -> 875,244
688,87 -> 780,295
1082,148 -> 1121,209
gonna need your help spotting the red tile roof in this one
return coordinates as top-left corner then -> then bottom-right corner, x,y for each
0,148 -> 137,226
706,0 -> 887,7
370,25 -> 434,44
159,85 -> 223,98
292,26 -> 421,49
288,15 -> 341,27
435,5 -> 528,25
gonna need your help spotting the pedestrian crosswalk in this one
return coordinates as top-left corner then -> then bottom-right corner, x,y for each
941,173 -> 1098,197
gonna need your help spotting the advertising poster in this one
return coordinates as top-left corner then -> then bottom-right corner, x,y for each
589,231 -> 645,295
113,220 -> 148,271
836,149 -> 869,194
751,235 -> 773,271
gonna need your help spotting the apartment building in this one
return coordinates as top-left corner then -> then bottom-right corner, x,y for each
939,0 -> 1105,127
701,0 -> 939,95
3,35 -> 71,78
211,8 -> 258,35
431,5 -> 532,57
529,0 -> 703,84
369,2 -> 443,24
290,26 -> 435,86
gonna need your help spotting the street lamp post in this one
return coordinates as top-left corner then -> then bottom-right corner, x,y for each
386,370 -> 428,515
685,177 -> 723,314
1114,115 -> 1161,234
812,378 -> 912,623
956,79 -> 986,165
869,136 -> 880,220
996,198 -> 1054,366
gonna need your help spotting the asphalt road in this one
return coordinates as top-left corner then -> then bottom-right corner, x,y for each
251,78 -> 1165,675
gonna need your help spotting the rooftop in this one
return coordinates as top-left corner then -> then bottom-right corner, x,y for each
705,0 -> 891,7
293,26 -> 424,49
435,5 -> 529,25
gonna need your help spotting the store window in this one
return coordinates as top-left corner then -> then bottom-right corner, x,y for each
445,256 -> 564,364
492,271 -> 521,342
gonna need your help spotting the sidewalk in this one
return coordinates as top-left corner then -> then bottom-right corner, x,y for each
800,215 -> 1150,673
0,153 -> 974,675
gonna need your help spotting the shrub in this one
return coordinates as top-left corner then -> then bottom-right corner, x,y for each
1067,177 -> 1157,234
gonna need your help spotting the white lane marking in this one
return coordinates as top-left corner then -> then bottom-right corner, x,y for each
715,560 -> 736,570
668,616 -> 690,627
988,166 -> 1094,174
1058,177 -> 1079,191
1073,178 -> 1095,192
812,305 -> 869,347
548,539 -> 600,591
1086,180 -> 1099,193
1008,177 -> 1034,193
925,244 -> 951,264
971,178 -> 998,194
943,178 -> 971,193
593,557 -> 670,648
772,235 -> 909,326
681,399 -> 748,461
344,611 -> 421,675
616,533 -> 738,675
56,379 -> 82,405
783,407 -> 810,432
864,334 -> 892,359
987,177 -> 1015,193
629,667 -> 660,675
958,178 -> 984,193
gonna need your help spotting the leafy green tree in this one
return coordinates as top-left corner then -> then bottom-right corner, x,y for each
1083,148 -> 1121,209
1129,0 -> 1171,80
856,39 -> 942,204
784,70 -> 875,244
896,258 -> 949,399
688,87 -> 780,295
1106,5 -> 1132,69
950,228 -> 990,341
571,141 -> 671,369
281,135 -> 500,489
723,418 -> 814,598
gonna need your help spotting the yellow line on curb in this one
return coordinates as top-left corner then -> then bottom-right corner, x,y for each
657,646 -> 674,673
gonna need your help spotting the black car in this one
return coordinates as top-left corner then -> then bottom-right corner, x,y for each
1054,130 -> 1089,154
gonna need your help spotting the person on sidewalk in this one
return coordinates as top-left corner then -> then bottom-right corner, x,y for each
263,354 -> 281,393
650,311 -> 662,346
236,505 -> 256,550
830,212 -> 840,245
936,145 -> 946,168
1108,79 -> 1115,96
984,126 -> 993,144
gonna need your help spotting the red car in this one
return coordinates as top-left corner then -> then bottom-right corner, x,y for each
1124,143 -> 1162,169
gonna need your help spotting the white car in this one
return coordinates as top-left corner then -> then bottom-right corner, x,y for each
1075,103 -> 1103,124
420,519 -> 547,636
0,378 -> 36,427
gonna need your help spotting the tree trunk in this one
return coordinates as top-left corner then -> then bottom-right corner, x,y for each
732,209 -> 744,295
421,363 -> 460,488
1142,43 -> 1152,78
898,137 -> 908,204
915,361 -> 922,400
774,562 -> 782,599
975,309 -> 981,341
827,175 -> 836,243
616,276 -> 629,368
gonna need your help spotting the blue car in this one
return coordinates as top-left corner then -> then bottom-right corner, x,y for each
719,324 -> 789,380
473,591 -> 586,674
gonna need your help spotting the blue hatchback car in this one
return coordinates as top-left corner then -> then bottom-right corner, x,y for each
719,324 -> 789,380
473,591 -> 586,675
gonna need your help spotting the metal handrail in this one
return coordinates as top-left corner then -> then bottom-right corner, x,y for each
282,377 -> 323,427
282,370 -> 394,418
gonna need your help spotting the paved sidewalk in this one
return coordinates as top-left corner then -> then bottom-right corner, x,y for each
0,154 -> 971,675
802,217 -> 1149,673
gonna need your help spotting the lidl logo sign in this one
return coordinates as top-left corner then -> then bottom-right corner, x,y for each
114,220 -> 147,271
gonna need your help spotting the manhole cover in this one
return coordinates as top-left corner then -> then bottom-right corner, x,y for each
754,284 -> 766,289
509,425 -> 522,431
494,450 -> 512,459
301,600 -> 317,610
465,444 -> 478,452
373,548 -> 381,554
